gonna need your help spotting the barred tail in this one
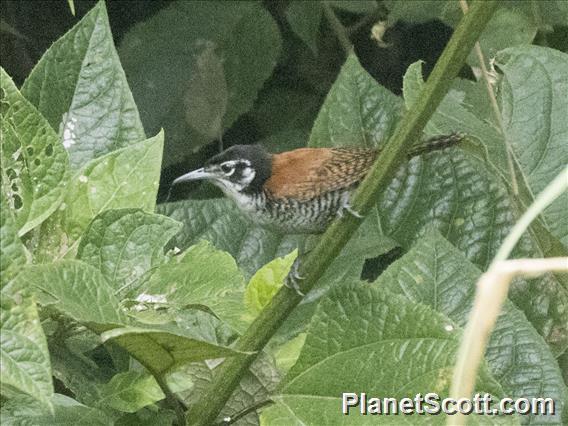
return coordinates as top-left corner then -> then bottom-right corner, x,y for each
407,132 -> 465,159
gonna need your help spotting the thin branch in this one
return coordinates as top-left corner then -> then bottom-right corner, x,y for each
459,0 -> 519,195
186,2 -> 499,425
154,373 -> 187,426
322,1 -> 352,56
449,167 -> 568,426
216,399 -> 273,425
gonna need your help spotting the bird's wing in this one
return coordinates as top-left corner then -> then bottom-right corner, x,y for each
264,148 -> 377,201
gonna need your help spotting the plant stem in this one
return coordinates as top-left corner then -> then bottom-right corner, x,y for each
459,0 -> 519,196
186,2 -> 499,425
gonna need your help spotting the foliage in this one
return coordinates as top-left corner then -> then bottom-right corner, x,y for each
1,1 -> 566,425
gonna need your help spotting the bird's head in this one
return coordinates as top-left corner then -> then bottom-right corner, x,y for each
172,144 -> 272,195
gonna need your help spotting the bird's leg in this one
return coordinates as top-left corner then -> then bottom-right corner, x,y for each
285,256 -> 305,296
337,192 -> 363,219
283,236 -> 316,296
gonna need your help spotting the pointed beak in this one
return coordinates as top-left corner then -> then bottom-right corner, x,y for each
172,168 -> 216,185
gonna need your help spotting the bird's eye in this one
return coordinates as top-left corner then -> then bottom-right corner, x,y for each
220,163 -> 234,175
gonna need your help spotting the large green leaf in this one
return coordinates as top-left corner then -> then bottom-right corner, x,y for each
0,295 -> 53,410
495,46 -> 568,245
378,230 -> 567,424
263,282 -> 512,424
101,325 -> 243,376
21,1 -> 145,170
129,240 -> 247,333
77,209 -> 181,295
308,53 -> 401,148
95,371 -> 164,413
0,68 -> 69,236
0,192 -> 28,286
119,1 -> 281,168
401,59 -> 568,354
1,394 -> 112,425
5,260 -> 126,326
35,131 -> 164,261
157,199 -> 303,279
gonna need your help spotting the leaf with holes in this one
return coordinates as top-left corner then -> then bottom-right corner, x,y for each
35,131 -> 163,261
21,1 -> 145,170
0,192 -> 28,286
77,209 -> 181,295
0,68 -> 69,236
0,295 -> 53,410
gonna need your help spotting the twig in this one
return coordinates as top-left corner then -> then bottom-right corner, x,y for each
322,1 -> 352,56
154,373 -> 187,426
459,0 -> 519,195
449,167 -> 568,426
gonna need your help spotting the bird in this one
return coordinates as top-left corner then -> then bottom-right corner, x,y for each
172,133 -> 463,235
172,133 -> 463,294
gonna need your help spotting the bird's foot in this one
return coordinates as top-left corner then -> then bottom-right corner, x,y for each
284,257 -> 305,296
337,202 -> 363,219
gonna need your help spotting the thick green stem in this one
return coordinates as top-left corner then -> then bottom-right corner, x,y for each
186,2 -> 498,424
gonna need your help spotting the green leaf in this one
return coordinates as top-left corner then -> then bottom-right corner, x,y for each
495,46 -> 568,245
5,260 -> 126,325
95,371 -> 165,413
119,1 -> 281,168
501,1 -> 568,29
130,240 -> 247,333
1,394 -> 112,425
21,1 -> 145,170
0,192 -> 28,286
467,8 -> 537,68
271,333 -> 306,375
0,68 -> 69,236
308,53 -> 402,148
156,199 -> 304,279
0,295 -> 53,409
401,58 -> 568,353
378,229 -> 567,424
77,209 -> 181,295
286,1 -> 322,55
101,326 -> 243,375
36,131 -> 164,261
263,282 -> 511,424
245,250 -> 297,318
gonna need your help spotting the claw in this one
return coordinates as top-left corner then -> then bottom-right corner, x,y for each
284,257 -> 305,296
337,202 -> 363,219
